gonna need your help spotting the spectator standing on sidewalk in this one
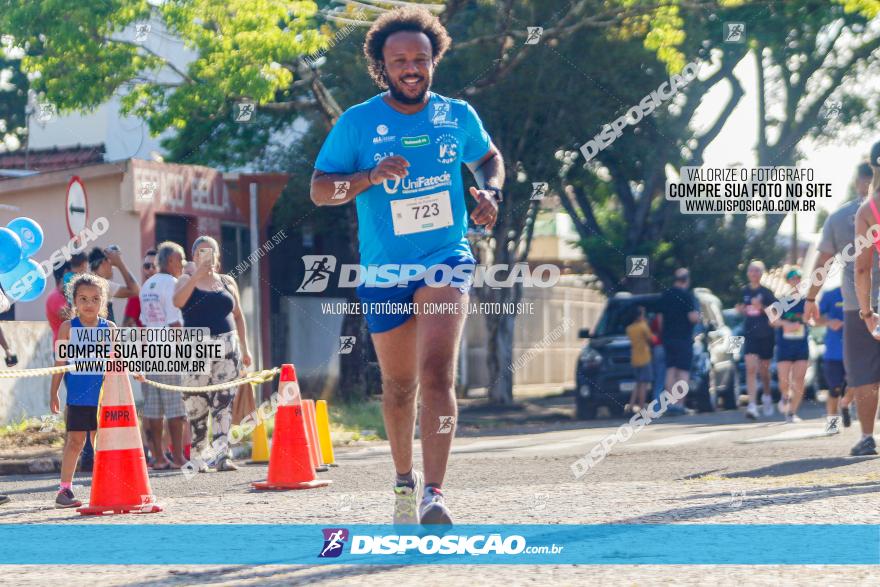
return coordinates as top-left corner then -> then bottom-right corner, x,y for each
626,306 -> 653,413
658,268 -> 700,415
62,253 -> 88,304
139,242 -> 188,470
46,261 -> 72,342
174,236 -> 252,472
87,246 -> 139,323
124,249 -> 157,328
649,312 -> 665,403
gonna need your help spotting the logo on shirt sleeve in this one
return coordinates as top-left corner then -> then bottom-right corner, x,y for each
431,103 -> 458,128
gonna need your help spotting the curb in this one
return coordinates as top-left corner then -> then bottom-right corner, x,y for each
0,456 -> 62,475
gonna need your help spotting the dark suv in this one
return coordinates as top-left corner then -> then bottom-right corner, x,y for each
574,288 -> 739,419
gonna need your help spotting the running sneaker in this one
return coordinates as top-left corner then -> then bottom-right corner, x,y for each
393,469 -> 423,525
824,416 -> 841,435
777,398 -> 789,417
420,486 -> 453,526
216,457 -> 238,472
789,414 -> 803,424
54,488 -> 82,509
745,403 -> 759,420
850,436 -> 877,456
762,395 -> 775,417
195,461 -> 214,473
666,405 -> 694,416
841,405 -> 852,428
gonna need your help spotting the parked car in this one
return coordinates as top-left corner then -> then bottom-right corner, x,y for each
574,288 -> 739,420
721,308 -> 824,403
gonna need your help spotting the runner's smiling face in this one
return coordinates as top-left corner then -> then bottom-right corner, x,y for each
382,31 -> 433,105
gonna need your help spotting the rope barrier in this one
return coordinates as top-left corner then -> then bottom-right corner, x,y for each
0,364 -> 280,393
0,364 -> 75,378
139,368 -> 280,394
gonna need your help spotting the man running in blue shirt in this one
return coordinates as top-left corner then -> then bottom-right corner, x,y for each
311,7 -> 504,525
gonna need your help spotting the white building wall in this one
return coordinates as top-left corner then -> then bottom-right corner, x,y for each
27,17 -> 196,161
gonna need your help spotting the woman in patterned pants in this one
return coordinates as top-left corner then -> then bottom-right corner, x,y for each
174,236 -> 252,472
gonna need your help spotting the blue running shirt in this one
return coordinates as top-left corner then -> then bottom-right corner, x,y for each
818,287 -> 844,361
64,316 -> 108,406
315,92 -> 491,272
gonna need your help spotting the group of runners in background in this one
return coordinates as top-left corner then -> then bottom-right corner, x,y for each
739,154 -> 880,457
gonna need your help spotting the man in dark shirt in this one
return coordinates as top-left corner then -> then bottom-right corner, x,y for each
659,268 -> 700,413
737,260 -> 779,420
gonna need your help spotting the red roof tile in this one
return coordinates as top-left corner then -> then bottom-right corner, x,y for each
0,144 -> 105,175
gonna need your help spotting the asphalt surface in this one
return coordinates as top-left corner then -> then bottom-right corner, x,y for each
2,400 -> 879,585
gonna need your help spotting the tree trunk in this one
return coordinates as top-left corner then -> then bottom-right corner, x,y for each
336,205 -> 377,402
488,303 -> 516,405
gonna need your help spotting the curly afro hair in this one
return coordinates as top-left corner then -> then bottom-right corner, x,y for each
363,6 -> 451,89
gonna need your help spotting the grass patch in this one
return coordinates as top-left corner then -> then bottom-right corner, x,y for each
244,399 -> 385,444
329,398 -> 385,441
0,416 -> 65,450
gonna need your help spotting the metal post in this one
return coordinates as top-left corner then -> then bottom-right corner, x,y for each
249,182 -> 262,371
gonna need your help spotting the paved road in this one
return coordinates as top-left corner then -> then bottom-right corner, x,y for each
2,402 -> 878,585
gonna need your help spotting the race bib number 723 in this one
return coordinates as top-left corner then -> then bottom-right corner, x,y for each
390,191 -> 454,236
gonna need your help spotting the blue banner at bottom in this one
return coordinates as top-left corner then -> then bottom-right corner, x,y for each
1,524 -> 878,564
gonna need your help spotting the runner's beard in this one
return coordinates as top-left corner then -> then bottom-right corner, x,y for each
387,75 -> 430,105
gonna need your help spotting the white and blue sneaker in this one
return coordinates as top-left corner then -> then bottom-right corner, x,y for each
393,469 -> 423,525
762,395 -> 775,417
420,486 -> 453,526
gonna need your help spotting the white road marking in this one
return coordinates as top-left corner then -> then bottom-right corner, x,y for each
631,430 -> 732,447
735,427 -> 833,444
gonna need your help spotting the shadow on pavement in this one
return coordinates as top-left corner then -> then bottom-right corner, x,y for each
127,564 -> 403,587
615,480 -> 880,524
723,456 -> 878,478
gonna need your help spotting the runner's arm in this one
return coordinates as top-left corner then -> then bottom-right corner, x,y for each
804,250 -> 833,323
311,156 -> 411,206
854,205 -> 875,318
854,204 -> 880,337
466,144 -> 505,193
466,145 -> 504,229
310,169 -> 374,206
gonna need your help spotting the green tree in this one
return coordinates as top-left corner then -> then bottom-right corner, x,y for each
0,41 -> 28,152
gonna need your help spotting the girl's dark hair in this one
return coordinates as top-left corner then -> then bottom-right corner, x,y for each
67,273 -> 110,318
363,7 -> 451,89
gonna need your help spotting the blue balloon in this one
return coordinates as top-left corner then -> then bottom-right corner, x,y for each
0,258 -> 47,302
0,227 -> 23,274
7,217 -> 44,258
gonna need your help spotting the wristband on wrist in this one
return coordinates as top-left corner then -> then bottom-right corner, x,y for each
485,187 -> 503,203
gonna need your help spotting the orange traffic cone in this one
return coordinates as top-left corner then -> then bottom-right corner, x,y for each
304,399 -> 329,472
78,369 -> 162,515
252,364 -> 332,490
